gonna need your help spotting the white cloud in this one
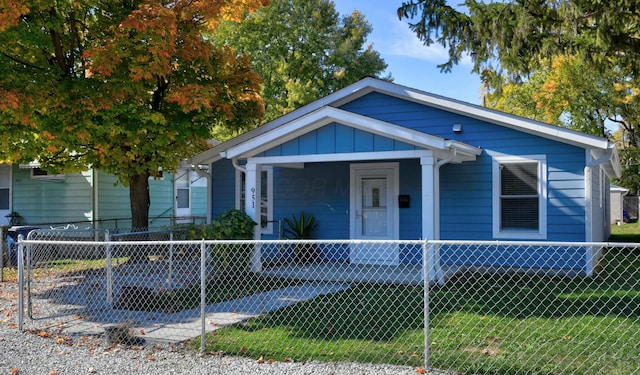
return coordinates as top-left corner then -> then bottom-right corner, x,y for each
376,16 -> 473,66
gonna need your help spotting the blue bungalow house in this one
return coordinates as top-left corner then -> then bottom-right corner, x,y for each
190,78 -> 621,278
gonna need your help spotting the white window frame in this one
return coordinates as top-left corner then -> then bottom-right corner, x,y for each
31,167 -> 65,181
492,154 -> 547,240
236,166 -> 273,235
149,168 -> 164,181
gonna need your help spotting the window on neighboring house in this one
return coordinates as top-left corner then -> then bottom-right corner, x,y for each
492,155 -> 547,239
149,168 -> 164,180
0,188 -> 8,210
31,167 -> 64,181
236,166 -> 273,235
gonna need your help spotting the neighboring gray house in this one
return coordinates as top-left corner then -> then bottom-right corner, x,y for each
610,185 -> 629,225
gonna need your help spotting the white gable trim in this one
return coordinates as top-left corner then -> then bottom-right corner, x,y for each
223,106 -> 480,160
190,77 -> 615,167
332,78 -> 613,150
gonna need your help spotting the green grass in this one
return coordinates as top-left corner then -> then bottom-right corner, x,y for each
201,249 -> 640,374
609,222 -> 640,242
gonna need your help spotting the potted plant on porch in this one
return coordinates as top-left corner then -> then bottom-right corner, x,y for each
282,211 -> 318,264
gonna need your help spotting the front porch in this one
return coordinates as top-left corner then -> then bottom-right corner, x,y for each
260,261 -> 425,285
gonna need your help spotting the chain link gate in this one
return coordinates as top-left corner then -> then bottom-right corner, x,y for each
20,229 -> 111,322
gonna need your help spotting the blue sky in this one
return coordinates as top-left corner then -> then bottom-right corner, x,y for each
332,0 -> 483,105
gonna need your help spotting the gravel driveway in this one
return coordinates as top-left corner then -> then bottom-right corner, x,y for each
0,278 -> 454,375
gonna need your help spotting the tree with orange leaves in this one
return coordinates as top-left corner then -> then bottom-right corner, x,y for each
0,0 -> 266,234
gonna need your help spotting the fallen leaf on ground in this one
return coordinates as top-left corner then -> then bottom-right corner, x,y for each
416,368 -> 425,374
256,355 -> 264,364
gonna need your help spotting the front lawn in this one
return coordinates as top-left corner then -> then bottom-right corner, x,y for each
609,222 -> 640,242
201,248 -> 640,374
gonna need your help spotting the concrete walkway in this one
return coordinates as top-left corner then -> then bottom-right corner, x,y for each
60,282 -> 351,343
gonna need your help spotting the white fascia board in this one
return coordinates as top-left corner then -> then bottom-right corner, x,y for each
445,140 -> 483,157
189,147 -> 221,165
248,149 -> 434,165
189,79 -> 380,165
359,79 -> 612,150
191,76 -> 612,164
225,106 -> 452,159
19,161 -> 41,168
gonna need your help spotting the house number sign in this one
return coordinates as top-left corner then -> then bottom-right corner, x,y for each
250,187 -> 256,208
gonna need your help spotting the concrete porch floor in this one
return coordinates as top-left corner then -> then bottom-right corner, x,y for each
259,261 -> 428,285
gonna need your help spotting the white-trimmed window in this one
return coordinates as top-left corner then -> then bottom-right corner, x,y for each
31,167 -> 64,181
492,155 -> 547,239
236,166 -> 273,235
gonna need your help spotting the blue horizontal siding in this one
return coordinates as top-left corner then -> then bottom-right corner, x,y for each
211,89 -> 594,251
439,244 -> 587,271
211,159 -> 237,217
341,92 -> 588,242
273,162 -> 350,240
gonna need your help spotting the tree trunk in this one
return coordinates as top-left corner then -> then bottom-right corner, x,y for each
129,173 -> 150,231
128,173 -> 151,263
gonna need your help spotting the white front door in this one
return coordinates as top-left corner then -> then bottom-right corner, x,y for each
0,165 -> 11,225
174,169 -> 191,220
350,163 -> 399,265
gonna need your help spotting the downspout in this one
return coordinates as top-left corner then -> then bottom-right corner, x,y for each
231,158 -> 246,174
584,149 -> 614,242
92,168 -> 98,229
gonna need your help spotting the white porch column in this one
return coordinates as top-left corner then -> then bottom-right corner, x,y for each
421,152 -> 437,282
421,152 -> 436,240
244,163 -> 262,271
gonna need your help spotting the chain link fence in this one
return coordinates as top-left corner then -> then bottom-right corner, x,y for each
12,232 -> 640,374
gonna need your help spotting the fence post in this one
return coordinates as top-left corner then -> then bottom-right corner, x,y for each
0,226 -> 4,282
168,232 -> 174,287
423,240 -> 430,370
200,239 -> 206,355
105,232 -> 113,307
17,234 -> 24,331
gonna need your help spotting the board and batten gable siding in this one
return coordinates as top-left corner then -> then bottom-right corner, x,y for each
259,122 -> 417,157
341,92 -> 589,241
11,166 -> 93,224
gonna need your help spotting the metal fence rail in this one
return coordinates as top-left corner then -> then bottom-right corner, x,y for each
14,236 -> 640,374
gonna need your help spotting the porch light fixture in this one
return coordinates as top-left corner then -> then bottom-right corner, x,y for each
452,123 -> 463,133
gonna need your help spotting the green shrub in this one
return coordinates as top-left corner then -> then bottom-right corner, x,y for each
282,211 -> 317,240
187,209 -> 258,273
282,211 -> 319,263
187,209 -> 257,240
